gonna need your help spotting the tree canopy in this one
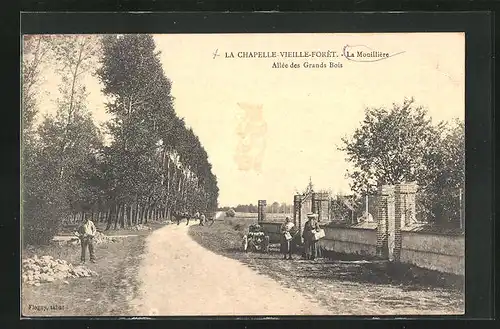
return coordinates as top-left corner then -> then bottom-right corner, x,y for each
340,98 -> 464,224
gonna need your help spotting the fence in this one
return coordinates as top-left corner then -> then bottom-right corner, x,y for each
329,187 -> 464,230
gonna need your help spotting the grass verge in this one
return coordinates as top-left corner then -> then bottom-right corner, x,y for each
21,223 -> 163,317
188,217 -> 465,315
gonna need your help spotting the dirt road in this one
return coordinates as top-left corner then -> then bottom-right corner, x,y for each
131,220 -> 330,316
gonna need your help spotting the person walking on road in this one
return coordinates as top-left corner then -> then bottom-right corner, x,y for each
76,215 -> 97,263
175,212 -> 182,225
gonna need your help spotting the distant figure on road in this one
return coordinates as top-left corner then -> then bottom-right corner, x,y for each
207,213 -> 215,226
75,215 -> 97,264
185,212 -> 190,226
199,214 -> 206,226
302,213 -> 320,260
280,217 -> 294,260
174,211 -> 182,226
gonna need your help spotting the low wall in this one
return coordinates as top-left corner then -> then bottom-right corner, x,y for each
400,230 -> 464,275
318,224 -> 378,258
316,223 -> 464,275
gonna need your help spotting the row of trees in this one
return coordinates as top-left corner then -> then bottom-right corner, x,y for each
219,202 -> 293,214
340,98 -> 465,226
22,34 -> 219,245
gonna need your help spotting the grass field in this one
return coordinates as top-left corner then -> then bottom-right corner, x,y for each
188,216 -> 464,315
21,222 -> 165,317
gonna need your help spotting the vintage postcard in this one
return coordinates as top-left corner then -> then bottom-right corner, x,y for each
21,32 -> 465,317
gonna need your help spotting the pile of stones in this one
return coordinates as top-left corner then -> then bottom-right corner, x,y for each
22,255 -> 98,286
67,231 -> 118,246
130,224 -> 152,231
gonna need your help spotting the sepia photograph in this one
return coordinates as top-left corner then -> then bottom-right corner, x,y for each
21,32 -> 465,317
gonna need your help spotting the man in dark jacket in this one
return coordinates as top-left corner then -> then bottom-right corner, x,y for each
302,213 -> 320,260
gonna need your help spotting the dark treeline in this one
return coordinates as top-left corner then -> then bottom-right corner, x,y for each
22,34 -> 219,245
219,202 -> 293,214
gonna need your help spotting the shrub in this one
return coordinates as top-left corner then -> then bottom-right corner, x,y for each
226,208 -> 236,217
22,194 -> 67,246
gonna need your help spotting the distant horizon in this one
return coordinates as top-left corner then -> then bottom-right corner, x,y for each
34,33 -> 464,205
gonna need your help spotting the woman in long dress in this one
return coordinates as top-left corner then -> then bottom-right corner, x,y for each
280,217 -> 294,260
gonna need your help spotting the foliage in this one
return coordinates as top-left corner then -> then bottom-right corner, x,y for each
96,34 -> 219,225
22,35 -> 103,245
22,34 -> 220,244
226,209 -> 236,217
340,98 -> 465,224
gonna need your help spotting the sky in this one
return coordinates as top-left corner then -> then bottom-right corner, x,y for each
34,33 -> 465,206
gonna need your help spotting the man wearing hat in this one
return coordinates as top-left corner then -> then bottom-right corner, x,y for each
302,212 -> 320,260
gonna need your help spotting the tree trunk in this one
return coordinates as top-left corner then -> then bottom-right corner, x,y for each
119,204 -> 125,229
127,205 -> 132,227
113,204 -> 120,230
105,207 -> 113,231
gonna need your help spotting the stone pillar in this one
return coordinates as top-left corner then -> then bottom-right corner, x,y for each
395,182 -> 418,228
376,185 -> 395,259
258,200 -> 266,223
293,195 -> 302,229
311,193 -> 318,214
394,182 -> 418,261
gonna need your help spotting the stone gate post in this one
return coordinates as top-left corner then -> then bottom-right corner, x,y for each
377,185 -> 395,259
258,200 -> 267,223
293,195 -> 302,229
394,182 -> 418,261
311,192 -> 318,214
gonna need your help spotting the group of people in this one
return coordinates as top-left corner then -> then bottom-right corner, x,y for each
280,212 -> 323,260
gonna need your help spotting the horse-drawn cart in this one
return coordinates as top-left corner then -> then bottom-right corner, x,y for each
242,224 -> 270,253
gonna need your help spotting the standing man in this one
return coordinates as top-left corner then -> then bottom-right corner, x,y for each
76,215 -> 97,263
302,213 -> 320,260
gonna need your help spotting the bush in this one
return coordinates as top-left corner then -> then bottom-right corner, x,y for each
22,194 -> 66,246
226,208 -> 236,217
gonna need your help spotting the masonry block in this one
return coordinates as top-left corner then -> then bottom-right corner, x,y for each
376,185 -> 394,258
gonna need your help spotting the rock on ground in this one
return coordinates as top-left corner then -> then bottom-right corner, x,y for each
22,255 -> 98,286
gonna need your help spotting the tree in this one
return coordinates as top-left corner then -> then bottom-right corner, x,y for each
22,35 -> 104,244
339,98 -> 437,194
22,35 -> 54,132
340,98 -> 464,225
97,34 -> 219,227
418,119 -> 465,224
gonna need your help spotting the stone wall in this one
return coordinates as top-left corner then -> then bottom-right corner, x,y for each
316,181 -> 464,275
400,229 -> 464,275
319,224 -> 377,257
